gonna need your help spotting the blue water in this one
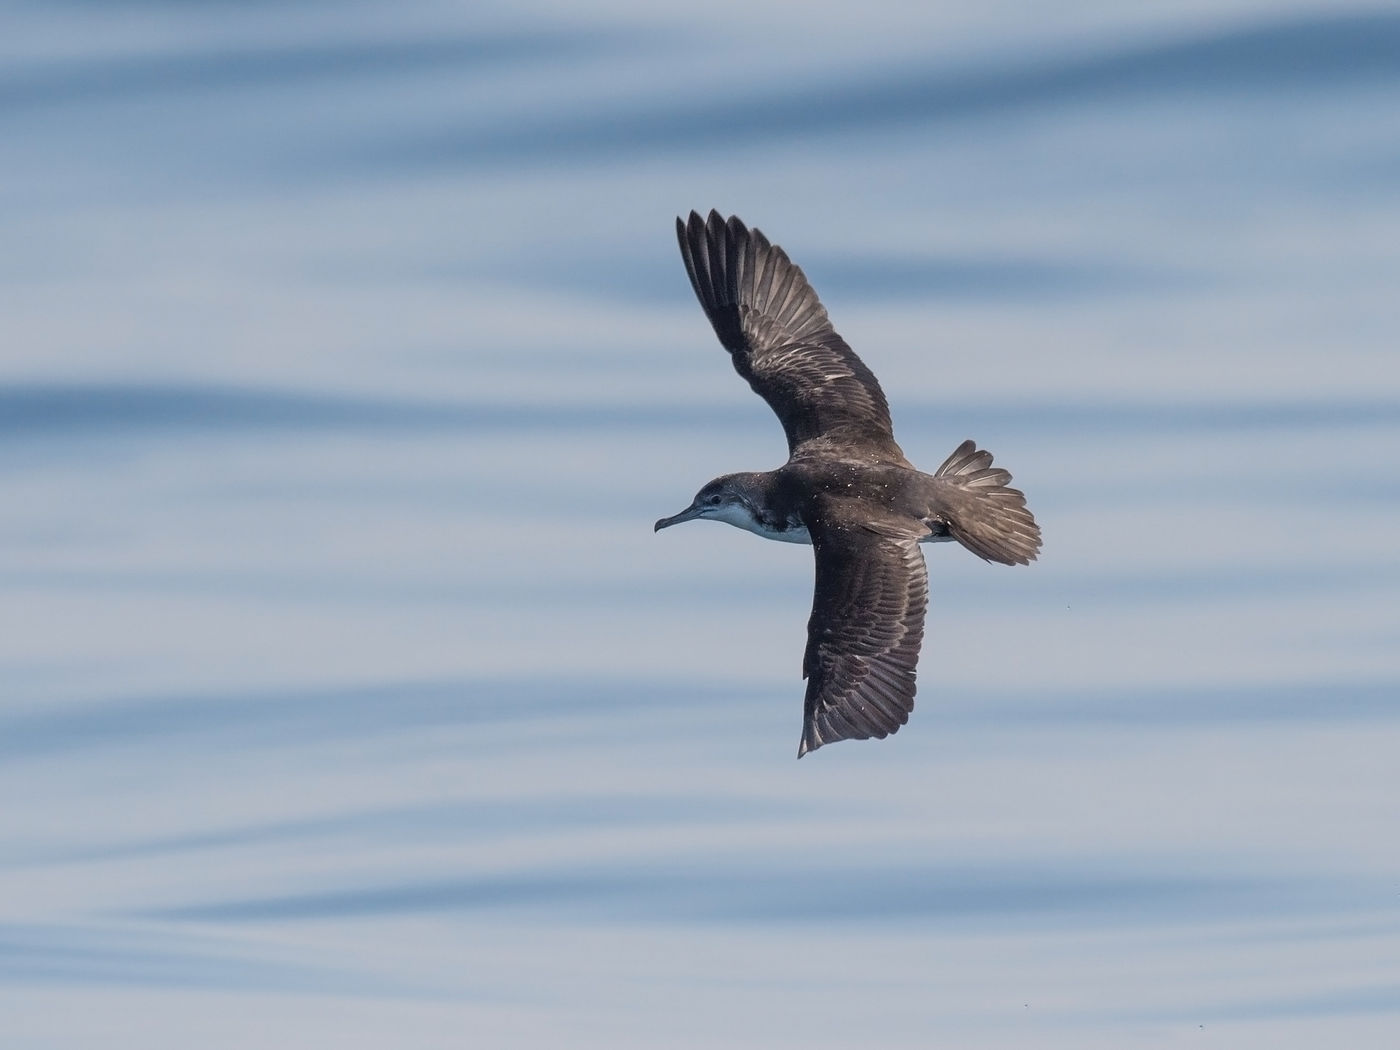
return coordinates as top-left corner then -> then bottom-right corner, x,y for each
3,3 -> 1399,1046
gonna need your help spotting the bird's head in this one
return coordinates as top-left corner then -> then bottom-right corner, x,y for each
654,474 -> 763,533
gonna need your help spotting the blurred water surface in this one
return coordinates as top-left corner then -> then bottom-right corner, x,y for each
3,2 -> 1399,1046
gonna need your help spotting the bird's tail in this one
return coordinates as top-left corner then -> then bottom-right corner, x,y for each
931,440 -> 1041,566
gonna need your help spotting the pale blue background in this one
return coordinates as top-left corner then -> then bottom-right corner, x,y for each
3,1 -> 1398,1046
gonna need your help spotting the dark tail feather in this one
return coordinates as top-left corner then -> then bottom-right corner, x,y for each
932,440 -> 1041,566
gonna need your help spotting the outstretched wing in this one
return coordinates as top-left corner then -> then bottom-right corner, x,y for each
676,210 -> 905,462
800,501 -> 929,757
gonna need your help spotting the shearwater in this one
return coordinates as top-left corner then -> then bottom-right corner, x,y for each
656,211 -> 1041,757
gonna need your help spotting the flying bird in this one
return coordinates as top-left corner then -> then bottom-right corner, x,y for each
655,211 -> 1041,757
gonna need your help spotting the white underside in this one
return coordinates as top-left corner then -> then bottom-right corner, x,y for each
711,503 -> 954,545
708,503 -> 811,543
751,522 -> 811,544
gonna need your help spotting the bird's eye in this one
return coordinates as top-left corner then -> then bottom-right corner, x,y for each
706,494 -> 722,505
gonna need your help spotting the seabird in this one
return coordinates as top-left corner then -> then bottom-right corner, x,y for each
655,210 -> 1042,757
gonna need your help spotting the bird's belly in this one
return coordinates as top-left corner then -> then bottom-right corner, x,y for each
743,519 -> 950,546
744,519 -> 812,544
764,524 -> 812,544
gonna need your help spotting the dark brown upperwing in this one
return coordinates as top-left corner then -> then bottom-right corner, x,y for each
677,210 -> 905,461
799,501 -> 929,757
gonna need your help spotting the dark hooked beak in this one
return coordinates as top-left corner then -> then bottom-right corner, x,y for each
654,503 -> 703,532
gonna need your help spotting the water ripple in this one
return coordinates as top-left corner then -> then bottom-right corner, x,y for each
366,12 -> 1400,169
0,29 -> 634,113
145,859 -> 1343,928
1,382 -> 1395,439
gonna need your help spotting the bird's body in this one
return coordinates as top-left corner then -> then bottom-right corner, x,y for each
656,211 -> 1041,757
674,459 -> 978,546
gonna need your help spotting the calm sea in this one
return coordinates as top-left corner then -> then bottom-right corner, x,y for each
3,3 -> 1398,1046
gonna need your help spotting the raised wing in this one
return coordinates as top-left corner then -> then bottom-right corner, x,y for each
799,501 -> 929,756
677,210 -> 905,461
